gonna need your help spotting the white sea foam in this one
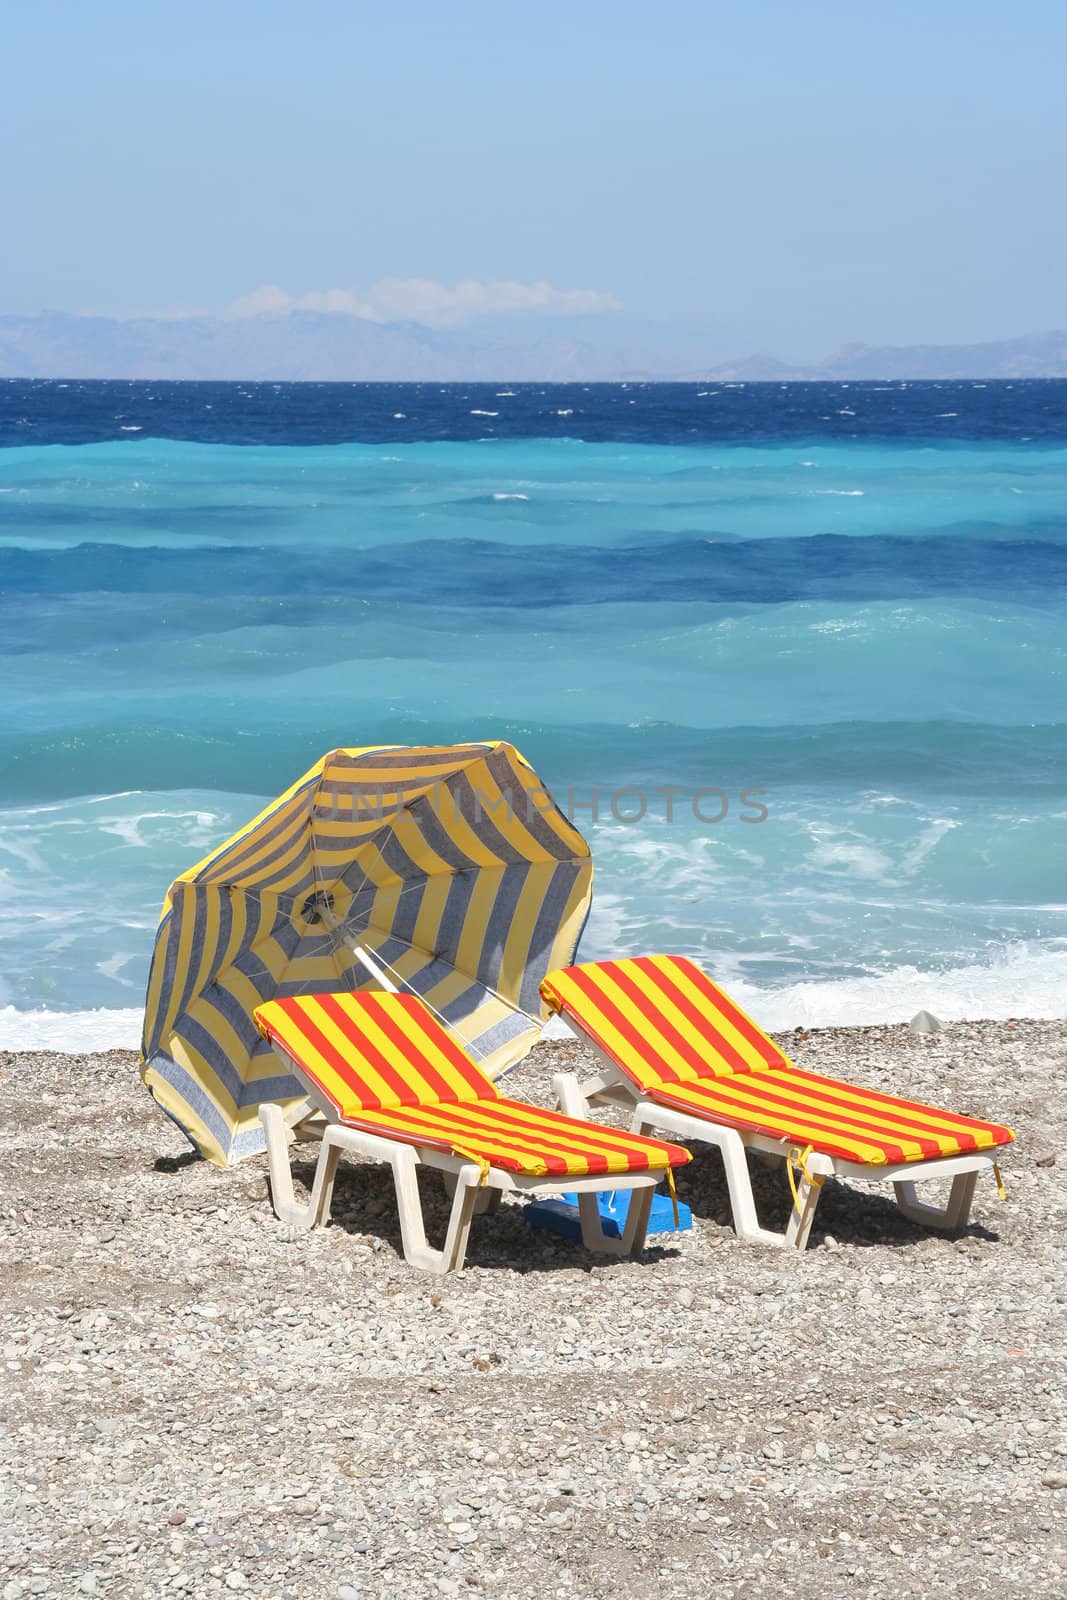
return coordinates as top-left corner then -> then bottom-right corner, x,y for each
491,492 -> 529,501
728,944 -> 1067,1030
470,410 -> 498,417
0,1005 -> 144,1051
808,618 -> 866,635
120,425 -> 143,431
95,952 -> 141,988
7,943 -> 1063,1054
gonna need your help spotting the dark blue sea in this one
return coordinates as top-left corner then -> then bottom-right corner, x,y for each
2,378 -> 1065,1044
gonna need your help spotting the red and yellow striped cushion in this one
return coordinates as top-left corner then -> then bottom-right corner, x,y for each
338,1096 -> 689,1178
541,956 -> 1014,1167
644,1064 -> 1012,1166
254,990 -> 690,1179
255,990 -> 491,1113
541,955 -> 789,1085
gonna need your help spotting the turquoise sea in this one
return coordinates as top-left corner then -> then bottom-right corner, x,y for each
2,379 -> 1065,1047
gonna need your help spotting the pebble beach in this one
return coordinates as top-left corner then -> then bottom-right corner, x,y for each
2,1019 -> 1064,1600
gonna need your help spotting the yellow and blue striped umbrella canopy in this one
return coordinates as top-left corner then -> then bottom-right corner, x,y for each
140,741 -> 592,1166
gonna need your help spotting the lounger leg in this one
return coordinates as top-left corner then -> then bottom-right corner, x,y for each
576,1191 -> 622,1255
574,1184 -> 656,1257
629,1105 -> 793,1250
307,1141 -> 342,1227
439,1168 -> 501,1214
620,1183 -> 655,1255
260,1103 -> 341,1230
783,1169 -> 823,1251
441,1171 -> 483,1274
388,1150 -> 484,1274
893,1170 -> 978,1231
553,1072 -> 590,1120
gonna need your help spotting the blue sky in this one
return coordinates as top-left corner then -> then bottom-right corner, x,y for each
3,0 -> 1065,358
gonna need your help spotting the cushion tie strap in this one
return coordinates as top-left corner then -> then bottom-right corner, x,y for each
992,1162 -> 1007,1201
786,1144 -> 826,1214
452,1148 -> 492,1187
664,1163 -> 680,1228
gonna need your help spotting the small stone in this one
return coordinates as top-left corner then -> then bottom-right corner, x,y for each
168,1512 -> 187,1526
3,1581 -> 24,1600
909,1010 -> 941,1036
676,1288 -> 695,1309
292,1498 -> 318,1517
225,1575 -> 248,1592
79,1580 -> 97,1597
1035,1151 -> 1056,1168
1041,1471 -> 1067,1489
337,1588 -> 360,1600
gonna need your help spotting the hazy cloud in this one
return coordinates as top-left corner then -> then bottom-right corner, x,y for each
227,278 -> 621,327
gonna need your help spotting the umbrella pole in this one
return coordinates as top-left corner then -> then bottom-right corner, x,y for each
320,910 -> 535,1072
321,896 -> 540,1029
349,943 -> 400,993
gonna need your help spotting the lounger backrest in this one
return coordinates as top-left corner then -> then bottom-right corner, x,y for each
253,990 -> 498,1117
540,955 -> 790,1092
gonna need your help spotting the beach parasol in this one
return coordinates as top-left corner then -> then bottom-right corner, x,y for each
140,741 -> 592,1166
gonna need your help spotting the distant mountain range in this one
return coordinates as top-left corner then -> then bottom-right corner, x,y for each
2,309 -> 1066,382
0,310 -> 654,383
689,330 -> 1067,381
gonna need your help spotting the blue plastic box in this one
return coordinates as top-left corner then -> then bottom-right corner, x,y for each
523,1187 -> 692,1242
